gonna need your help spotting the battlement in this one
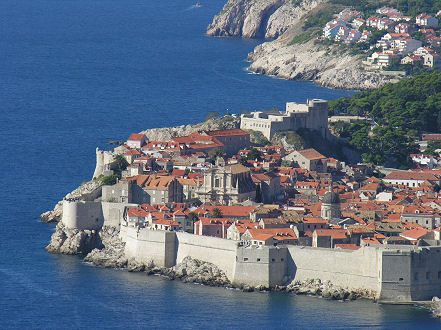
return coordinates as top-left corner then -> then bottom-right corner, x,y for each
120,227 -> 441,301
240,99 -> 329,140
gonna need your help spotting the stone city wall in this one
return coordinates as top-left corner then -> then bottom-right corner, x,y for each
124,227 -> 177,268
175,232 -> 238,279
286,246 -> 381,296
234,247 -> 287,287
62,201 -> 104,230
381,247 -> 441,302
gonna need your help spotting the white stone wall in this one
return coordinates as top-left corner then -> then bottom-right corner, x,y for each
124,227 -> 176,268
62,201 -> 104,230
287,245 -> 381,295
176,232 -> 238,279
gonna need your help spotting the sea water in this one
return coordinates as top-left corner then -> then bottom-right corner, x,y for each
1,0 -> 440,328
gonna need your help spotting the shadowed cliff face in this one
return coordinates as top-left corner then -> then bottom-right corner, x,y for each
207,0 -> 319,39
207,0 -> 402,90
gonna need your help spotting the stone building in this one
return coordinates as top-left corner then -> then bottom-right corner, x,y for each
321,189 -> 341,221
102,180 -> 148,204
143,176 -> 183,204
240,99 -> 329,140
196,164 -> 256,205
251,172 -> 282,203
284,148 -> 327,172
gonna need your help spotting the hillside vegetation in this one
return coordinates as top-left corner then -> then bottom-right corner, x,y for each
329,71 -> 441,167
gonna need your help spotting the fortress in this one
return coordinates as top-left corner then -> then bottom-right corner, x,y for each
240,99 -> 329,140
61,196 -> 441,303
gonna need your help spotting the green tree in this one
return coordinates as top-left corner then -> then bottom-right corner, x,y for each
205,112 -> 219,121
101,174 -> 119,185
207,148 -> 224,164
188,211 -> 199,223
212,207 -> 223,218
246,148 -> 262,161
114,154 -> 129,171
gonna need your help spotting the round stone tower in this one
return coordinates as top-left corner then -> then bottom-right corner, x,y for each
321,187 -> 341,221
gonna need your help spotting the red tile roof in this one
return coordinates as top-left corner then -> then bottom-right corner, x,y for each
128,133 -> 145,141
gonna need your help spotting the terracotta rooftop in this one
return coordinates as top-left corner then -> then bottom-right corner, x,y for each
296,148 -> 326,160
128,133 -> 145,141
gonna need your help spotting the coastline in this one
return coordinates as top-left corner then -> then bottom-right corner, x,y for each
206,0 -> 403,90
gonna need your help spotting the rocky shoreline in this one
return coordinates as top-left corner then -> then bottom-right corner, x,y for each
207,0 -> 402,90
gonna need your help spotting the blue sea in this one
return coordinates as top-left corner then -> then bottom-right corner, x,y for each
1,0 -> 440,328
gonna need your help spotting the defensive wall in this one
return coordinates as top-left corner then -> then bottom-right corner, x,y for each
93,148 -> 117,179
120,227 -> 441,301
61,197 -> 441,302
175,232 -> 237,279
62,200 -> 137,229
62,201 -> 104,230
286,246 -> 380,294
380,247 -> 441,302
240,99 -> 329,140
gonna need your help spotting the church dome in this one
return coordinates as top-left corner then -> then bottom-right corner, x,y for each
323,190 -> 340,204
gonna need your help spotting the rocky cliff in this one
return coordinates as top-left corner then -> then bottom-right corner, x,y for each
141,116 -> 240,141
248,39 -> 400,90
46,222 -> 102,255
207,0 -> 321,38
207,0 -> 402,90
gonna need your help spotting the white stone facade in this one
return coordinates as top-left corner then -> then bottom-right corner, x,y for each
240,99 -> 329,140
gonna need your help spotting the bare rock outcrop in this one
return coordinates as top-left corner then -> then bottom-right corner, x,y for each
46,222 -> 102,255
430,297 -> 441,318
40,180 -> 102,223
84,226 -> 127,268
248,39 -> 400,90
141,116 -> 240,141
207,0 -> 322,39
286,278 -> 376,300
162,256 -> 231,286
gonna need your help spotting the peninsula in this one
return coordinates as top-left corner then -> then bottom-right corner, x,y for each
43,98 -> 441,316
207,0 -> 441,90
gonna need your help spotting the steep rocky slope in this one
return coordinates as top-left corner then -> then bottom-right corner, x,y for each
248,39 -> 399,90
207,0 -> 322,38
207,0 -> 401,90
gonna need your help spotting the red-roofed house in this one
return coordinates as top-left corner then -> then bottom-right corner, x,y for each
194,218 -> 233,238
285,148 -> 327,172
399,228 -> 431,241
313,229 -> 348,248
383,171 -> 440,187
127,133 -> 147,148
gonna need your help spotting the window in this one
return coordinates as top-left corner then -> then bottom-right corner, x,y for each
281,258 -> 284,262
215,178 -> 220,188
399,277 -> 404,281
271,258 -> 275,262
415,272 -> 419,280
244,258 -> 248,261
257,258 -> 261,262
438,271 -> 441,279
426,272 -> 430,280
